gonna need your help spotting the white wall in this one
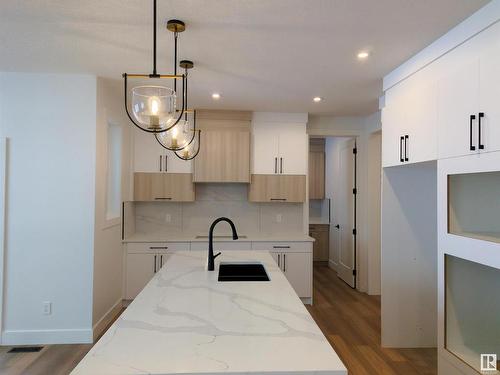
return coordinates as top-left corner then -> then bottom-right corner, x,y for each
367,131 -> 381,295
308,113 -> 382,294
0,73 -> 97,344
92,78 -> 131,336
381,162 -> 437,348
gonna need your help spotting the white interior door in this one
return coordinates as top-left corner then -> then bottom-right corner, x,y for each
337,138 -> 356,288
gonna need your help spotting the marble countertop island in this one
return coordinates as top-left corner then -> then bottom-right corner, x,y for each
71,251 -> 347,375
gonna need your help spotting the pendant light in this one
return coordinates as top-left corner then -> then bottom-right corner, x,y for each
174,128 -> 201,160
122,0 -> 186,133
155,60 -> 197,151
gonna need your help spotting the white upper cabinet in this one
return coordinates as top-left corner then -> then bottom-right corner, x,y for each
438,21 -> 500,159
437,59 -> 480,159
479,40 -> 500,154
382,73 -> 437,168
251,113 -> 308,175
133,127 -> 192,173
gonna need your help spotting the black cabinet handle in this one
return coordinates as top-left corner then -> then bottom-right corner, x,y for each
160,255 -> 163,268
154,255 -> 157,273
404,135 -> 409,162
478,112 -> 484,150
159,155 -> 163,171
270,198 -> 287,201
273,245 -> 290,249
149,246 -> 168,250
154,197 -> 172,200
470,114 -> 476,151
274,157 -> 277,173
399,136 -> 404,162
165,154 -> 168,171
277,254 -> 280,267
280,157 -> 283,173
283,254 -> 286,272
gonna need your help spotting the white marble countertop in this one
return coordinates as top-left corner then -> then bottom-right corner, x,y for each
72,251 -> 346,375
123,233 -> 315,243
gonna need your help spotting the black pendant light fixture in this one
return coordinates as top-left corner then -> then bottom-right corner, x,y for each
122,0 -> 186,134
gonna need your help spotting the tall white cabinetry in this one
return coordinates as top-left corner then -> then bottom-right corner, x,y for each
251,113 -> 308,175
133,127 -> 192,173
381,11 -> 500,375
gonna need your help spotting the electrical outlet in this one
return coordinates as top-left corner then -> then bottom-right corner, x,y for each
42,301 -> 52,315
165,214 -> 171,223
276,214 -> 282,223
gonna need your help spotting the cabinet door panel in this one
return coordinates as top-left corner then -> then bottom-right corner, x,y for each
382,84 -> 407,167
479,43 -> 500,153
252,124 -> 279,174
406,80 -> 438,164
283,252 -> 312,298
277,124 -> 307,174
309,151 -> 325,199
194,130 -> 250,182
125,253 -> 156,299
133,127 -> 164,172
163,152 -> 192,173
438,59 -> 479,159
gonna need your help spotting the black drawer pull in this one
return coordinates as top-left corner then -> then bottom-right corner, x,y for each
273,245 -> 290,249
404,135 -> 409,162
154,197 -> 172,200
470,114 -> 476,151
400,136 -> 404,162
149,246 -> 168,250
270,198 -> 287,201
478,112 -> 484,150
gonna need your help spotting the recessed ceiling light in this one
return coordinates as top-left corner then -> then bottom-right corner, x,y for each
313,97 -> 322,103
357,51 -> 370,60
212,93 -> 221,100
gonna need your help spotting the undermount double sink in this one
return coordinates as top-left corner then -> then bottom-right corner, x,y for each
218,263 -> 270,282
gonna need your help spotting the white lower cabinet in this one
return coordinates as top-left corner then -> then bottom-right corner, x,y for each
272,252 -> 312,299
125,253 -> 157,300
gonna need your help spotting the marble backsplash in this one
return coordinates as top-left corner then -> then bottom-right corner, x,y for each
131,184 -> 304,238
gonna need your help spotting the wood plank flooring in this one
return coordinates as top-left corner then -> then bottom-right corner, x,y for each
0,265 -> 437,375
307,264 -> 437,375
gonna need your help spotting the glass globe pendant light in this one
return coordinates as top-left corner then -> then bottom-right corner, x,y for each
122,0 -> 186,133
175,129 -> 201,161
155,60 -> 197,151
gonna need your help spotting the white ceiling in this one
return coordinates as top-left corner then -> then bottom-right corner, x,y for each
0,0 -> 489,115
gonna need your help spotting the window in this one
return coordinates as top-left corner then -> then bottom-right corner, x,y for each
106,122 -> 122,221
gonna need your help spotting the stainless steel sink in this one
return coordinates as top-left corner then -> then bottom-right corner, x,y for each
196,235 -> 247,239
218,263 -> 270,282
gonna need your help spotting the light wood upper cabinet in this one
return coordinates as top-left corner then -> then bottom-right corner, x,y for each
193,110 -> 251,183
309,139 -> 325,199
134,172 -> 195,201
133,127 -> 192,173
248,174 -> 306,202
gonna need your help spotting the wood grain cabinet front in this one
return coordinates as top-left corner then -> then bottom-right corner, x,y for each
133,172 -> 195,201
248,174 -> 306,202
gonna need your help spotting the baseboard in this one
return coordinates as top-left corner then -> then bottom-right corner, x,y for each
301,297 -> 313,305
328,259 -> 338,271
92,298 -> 123,342
1,328 -> 92,345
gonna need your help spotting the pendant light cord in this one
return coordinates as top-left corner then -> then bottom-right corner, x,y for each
174,32 -> 178,92
152,0 -> 158,77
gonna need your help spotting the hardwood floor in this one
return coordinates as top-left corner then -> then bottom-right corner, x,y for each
307,264 -> 437,375
0,266 -> 436,375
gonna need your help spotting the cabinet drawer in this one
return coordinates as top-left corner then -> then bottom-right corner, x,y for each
252,241 -> 312,253
190,241 -> 252,251
126,242 -> 189,254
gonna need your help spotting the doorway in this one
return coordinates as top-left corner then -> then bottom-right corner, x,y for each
309,136 -> 357,288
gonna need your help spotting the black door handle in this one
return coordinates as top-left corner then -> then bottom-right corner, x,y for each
335,224 -> 340,229
470,114 -> 476,151
478,112 -> 484,150
404,135 -> 409,162
400,136 -> 404,162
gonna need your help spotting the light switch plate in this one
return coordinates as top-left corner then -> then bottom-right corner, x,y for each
276,214 -> 282,223
42,301 -> 52,315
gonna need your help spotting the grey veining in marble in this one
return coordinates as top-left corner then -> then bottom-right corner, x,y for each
71,251 -> 346,375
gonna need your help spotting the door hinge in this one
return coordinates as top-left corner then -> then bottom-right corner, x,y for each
353,188 -> 357,194
352,269 -> 357,276
353,147 -> 357,154
352,228 -> 357,235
